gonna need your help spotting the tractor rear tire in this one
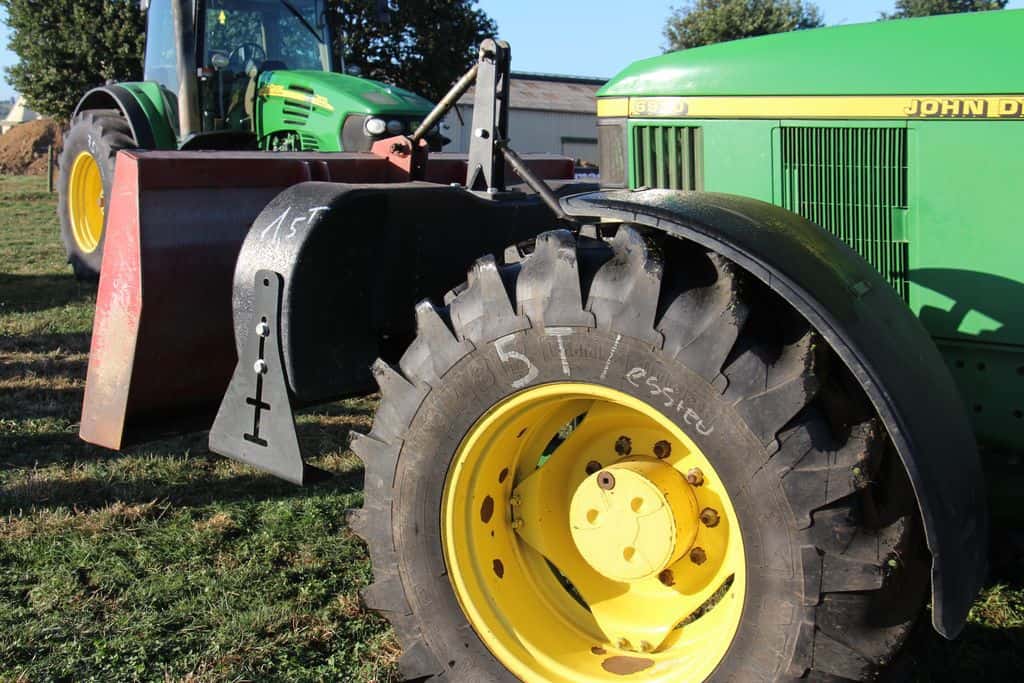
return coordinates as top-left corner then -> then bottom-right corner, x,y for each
58,109 -> 136,280
352,226 -> 929,682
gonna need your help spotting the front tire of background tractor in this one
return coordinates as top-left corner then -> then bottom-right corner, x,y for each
352,225 -> 930,682
57,109 -> 136,280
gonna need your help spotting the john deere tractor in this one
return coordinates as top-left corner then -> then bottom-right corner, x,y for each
58,0 -> 435,278
74,10 -> 1016,683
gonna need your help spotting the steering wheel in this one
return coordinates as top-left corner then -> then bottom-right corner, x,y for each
228,42 -> 268,73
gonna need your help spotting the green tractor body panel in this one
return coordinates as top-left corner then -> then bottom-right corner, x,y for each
597,10 -> 1024,453
117,82 -> 179,149
255,70 -> 434,151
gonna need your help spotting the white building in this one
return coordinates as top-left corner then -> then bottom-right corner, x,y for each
0,96 -> 39,134
442,72 -> 605,165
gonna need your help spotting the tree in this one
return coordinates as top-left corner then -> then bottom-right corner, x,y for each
0,0 -> 144,122
881,0 -> 1007,18
664,0 -> 823,51
331,0 -> 497,102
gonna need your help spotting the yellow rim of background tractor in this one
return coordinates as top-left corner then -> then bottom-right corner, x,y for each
442,383 -> 746,682
68,151 -> 104,254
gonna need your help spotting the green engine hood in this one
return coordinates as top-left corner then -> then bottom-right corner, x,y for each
264,70 -> 434,115
600,10 -> 1024,98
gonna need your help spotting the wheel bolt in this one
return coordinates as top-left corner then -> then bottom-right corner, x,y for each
597,471 -> 616,490
585,460 -> 602,475
685,468 -> 704,487
615,436 -> 632,456
658,569 -> 675,586
617,638 -> 631,651
653,440 -> 672,459
640,640 -> 653,652
689,547 -> 707,565
699,507 -> 720,528
511,519 -> 523,529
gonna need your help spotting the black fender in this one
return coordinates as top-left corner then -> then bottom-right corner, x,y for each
230,181 -> 587,405
561,188 -> 987,639
74,86 -> 159,148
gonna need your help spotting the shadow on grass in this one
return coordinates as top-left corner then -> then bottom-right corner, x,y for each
0,273 -> 95,313
0,330 -> 91,354
902,616 -> 1024,681
0,461 -> 364,515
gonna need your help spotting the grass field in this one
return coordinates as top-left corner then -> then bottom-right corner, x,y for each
0,174 -> 1021,681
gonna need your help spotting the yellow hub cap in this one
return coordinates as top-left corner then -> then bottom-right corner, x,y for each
68,151 -> 105,253
442,383 -> 745,682
570,459 -> 699,583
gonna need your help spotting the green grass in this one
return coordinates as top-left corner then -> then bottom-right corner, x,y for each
0,175 -> 1021,681
0,175 -> 397,681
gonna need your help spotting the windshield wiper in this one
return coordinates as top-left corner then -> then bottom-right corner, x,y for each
279,0 -> 324,44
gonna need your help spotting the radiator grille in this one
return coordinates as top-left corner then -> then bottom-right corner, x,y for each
633,125 -> 703,190
779,127 -> 909,300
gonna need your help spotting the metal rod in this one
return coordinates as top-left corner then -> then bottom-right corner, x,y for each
47,144 -> 54,193
410,63 -> 479,144
497,140 -> 575,223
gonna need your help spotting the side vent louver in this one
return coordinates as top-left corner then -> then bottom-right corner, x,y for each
633,125 -> 703,190
779,127 -> 909,301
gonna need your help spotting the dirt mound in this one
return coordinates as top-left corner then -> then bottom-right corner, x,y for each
0,118 -> 62,175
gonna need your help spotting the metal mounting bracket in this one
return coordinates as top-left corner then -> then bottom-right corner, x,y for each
209,269 -> 328,485
466,39 -> 511,192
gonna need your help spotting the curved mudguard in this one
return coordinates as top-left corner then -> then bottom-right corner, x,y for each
561,189 -> 987,639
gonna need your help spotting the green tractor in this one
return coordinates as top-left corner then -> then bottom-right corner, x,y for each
57,0 -> 436,278
75,10 -> 1014,683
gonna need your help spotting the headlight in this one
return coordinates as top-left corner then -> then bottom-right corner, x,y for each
364,117 -> 387,136
386,119 -> 404,135
597,117 -> 628,188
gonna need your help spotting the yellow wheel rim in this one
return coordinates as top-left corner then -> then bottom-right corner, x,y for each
442,383 -> 745,682
68,151 -> 105,253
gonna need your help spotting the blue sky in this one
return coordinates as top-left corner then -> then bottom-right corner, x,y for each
0,1 -> 1021,98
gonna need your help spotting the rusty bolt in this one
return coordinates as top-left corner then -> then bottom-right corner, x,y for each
615,436 -> 632,456
658,569 -> 675,586
699,507 -> 720,528
597,471 -> 616,490
653,440 -> 672,459
685,468 -> 705,487
585,460 -> 602,475
689,547 -> 707,565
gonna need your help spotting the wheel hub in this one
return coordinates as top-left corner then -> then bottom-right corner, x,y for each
570,459 -> 699,582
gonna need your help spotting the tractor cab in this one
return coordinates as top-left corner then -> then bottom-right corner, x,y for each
143,0 -> 334,137
139,0 -> 434,151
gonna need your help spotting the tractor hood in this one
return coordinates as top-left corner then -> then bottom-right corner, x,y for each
599,10 -> 1024,98
262,70 -> 434,116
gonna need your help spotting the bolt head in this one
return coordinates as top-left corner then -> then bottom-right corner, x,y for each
474,128 -> 490,139
585,460 -> 602,475
689,547 -> 707,565
255,322 -> 270,338
685,468 -> 705,487
253,359 -> 268,375
653,440 -> 672,459
614,436 -> 632,456
699,507 -> 720,528
597,471 -> 616,490
658,569 -> 675,586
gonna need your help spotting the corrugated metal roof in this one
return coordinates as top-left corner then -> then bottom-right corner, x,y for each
458,73 -> 605,114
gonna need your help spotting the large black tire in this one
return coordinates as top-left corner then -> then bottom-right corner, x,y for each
57,109 -> 136,280
351,225 -> 929,681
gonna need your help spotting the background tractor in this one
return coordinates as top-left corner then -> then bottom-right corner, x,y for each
71,10 -> 1012,683
58,0 -> 437,279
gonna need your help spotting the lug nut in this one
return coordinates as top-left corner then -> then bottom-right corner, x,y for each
615,436 -> 632,456
699,507 -> 720,528
617,638 -> 632,651
653,440 -> 672,459
658,569 -> 675,586
640,641 -> 653,652
685,468 -> 704,487
597,471 -> 616,490
585,460 -> 602,475
689,547 -> 707,565
253,359 -> 268,375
